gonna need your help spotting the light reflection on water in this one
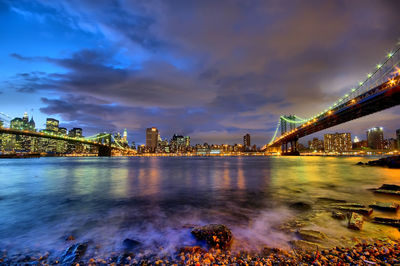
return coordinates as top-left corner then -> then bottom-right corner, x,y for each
0,156 -> 399,256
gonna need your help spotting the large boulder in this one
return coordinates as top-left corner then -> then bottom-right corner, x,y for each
60,242 -> 88,266
191,224 -> 233,249
348,212 -> 363,230
122,238 -> 141,251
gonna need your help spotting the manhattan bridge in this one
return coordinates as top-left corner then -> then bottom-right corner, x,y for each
263,44 -> 400,155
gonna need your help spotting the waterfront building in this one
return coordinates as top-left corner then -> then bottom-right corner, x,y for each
46,118 -> 59,133
308,137 -> 324,151
324,133 -> 352,152
233,143 -> 244,152
170,134 -> 184,152
146,127 -> 158,152
7,113 -> 36,152
69,128 -> 83,138
59,127 -> 67,135
367,127 -> 384,150
385,138 -> 397,150
131,141 -> 136,150
66,128 -> 83,153
184,136 -> 190,147
353,139 -> 368,149
243,134 -> 251,150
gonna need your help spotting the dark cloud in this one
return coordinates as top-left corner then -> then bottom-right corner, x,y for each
6,0 -> 400,144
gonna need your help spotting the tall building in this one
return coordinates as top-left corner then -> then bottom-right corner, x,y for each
243,134 -> 251,149
123,129 -> 128,142
324,133 -> 352,152
6,113 -> 36,152
308,137 -> 324,151
146,127 -> 158,152
366,127 -> 384,150
170,134 -> 189,152
46,118 -> 59,133
396,129 -> 400,150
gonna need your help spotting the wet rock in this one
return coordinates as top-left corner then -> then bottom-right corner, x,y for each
369,202 -> 399,212
332,210 -> 346,220
332,206 -> 373,216
366,156 -> 400,168
348,212 -> 364,230
372,217 -> 400,228
122,238 -> 141,251
289,202 -> 312,211
317,197 -> 346,204
297,229 -> 327,242
373,184 -> 400,195
191,224 -> 233,249
290,240 -> 320,251
61,242 -> 88,265
117,252 -> 134,265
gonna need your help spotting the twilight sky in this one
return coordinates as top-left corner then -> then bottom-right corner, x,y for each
1,0 -> 400,145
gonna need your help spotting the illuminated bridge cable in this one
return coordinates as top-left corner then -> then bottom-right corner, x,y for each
279,115 -> 307,124
111,135 -> 126,150
268,120 -> 281,144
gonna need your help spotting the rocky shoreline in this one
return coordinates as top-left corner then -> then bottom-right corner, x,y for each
3,182 -> 400,265
1,239 -> 400,265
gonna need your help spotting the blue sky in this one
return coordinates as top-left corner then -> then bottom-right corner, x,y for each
1,0 -> 400,145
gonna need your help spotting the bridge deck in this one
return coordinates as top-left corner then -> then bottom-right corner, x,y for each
0,128 -> 107,147
270,78 -> 400,147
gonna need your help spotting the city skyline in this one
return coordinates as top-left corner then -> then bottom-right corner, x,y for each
1,1 -> 400,145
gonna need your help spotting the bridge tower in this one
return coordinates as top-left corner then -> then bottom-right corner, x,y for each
98,134 -> 112,157
280,115 -> 300,155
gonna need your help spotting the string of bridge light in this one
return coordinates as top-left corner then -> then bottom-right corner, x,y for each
268,44 -> 400,145
302,45 -> 400,123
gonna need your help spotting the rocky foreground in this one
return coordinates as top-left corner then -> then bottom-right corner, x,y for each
1,223 -> 400,265
1,239 -> 400,265
3,182 -> 400,265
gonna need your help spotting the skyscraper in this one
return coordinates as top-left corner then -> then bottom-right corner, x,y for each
243,134 -> 250,149
146,127 -> 158,152
367,127 -> 384,150
324,133 -> 352,152
123,128 -> 128,142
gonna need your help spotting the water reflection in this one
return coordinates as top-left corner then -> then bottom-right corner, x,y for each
0,156 -> 399,256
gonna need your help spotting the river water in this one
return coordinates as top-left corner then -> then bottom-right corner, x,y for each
0,156 -> 399,258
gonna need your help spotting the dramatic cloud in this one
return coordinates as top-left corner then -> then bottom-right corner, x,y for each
4,0 -> 400,144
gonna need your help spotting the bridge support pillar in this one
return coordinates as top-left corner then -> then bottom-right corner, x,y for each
281,138 -> 300,156
98,145 -> 112,157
